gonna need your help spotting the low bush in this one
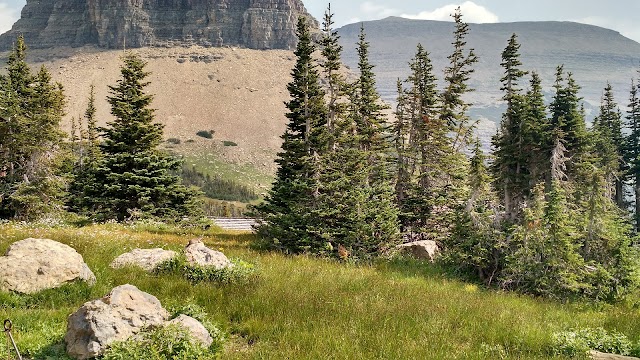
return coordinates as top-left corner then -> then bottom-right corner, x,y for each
155,256 -> 258,285
196,130 -> 215,139
222,140 -> 237,147
551,327 -> 633,357
101,324 -> 218,360
166,138 -> 181,145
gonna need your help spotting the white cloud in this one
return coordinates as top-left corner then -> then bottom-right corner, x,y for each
401,1 -> 499,24
360,1 -> 399,19
0,3 -> 18,34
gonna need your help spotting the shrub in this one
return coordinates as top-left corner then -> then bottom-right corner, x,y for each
166,138 -> 181,145
155,256 -> 258,285
196,130 -> 215,139
551,327 -> 633,357
101,324 -> 218,359
222,141 -> 237,147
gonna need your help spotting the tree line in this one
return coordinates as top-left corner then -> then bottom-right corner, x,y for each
0,36 -> 201,223
254,7 -> 640,301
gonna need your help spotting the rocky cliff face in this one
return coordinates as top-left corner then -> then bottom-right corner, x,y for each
0,0 -> 317,51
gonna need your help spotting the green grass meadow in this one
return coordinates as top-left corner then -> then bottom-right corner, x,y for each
1,222 -> 640,359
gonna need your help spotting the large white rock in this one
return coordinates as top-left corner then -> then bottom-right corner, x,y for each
396,240 -> 440,262
65,284 -> 170,359
0,238 -> 96,294
110,248 -> 177,272
184,239 -> 233,269
167,314 -> 213,347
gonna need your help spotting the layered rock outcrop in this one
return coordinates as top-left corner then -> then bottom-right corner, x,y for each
0,0 -> 317,51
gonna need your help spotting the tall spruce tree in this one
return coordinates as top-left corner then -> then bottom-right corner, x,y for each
0,36 -> 66,220
625,78 -> 640,231
394,44 -> 458,237
592,83 -> 625,207
85,53 -> 200,221
440,6 -> 479,150
522,72 -> 550,188
253,17 -> 329,253
548,66 -> 589,181
492,33 -> 529,220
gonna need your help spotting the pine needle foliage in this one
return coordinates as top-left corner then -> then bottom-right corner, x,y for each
81,53 -> 201,222
0,36 -> 67,220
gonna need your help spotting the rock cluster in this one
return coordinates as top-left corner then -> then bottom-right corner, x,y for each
65,284 -> 214,359
65,284 -> 170,359
0,238 -> 96,294
0,0 -> 318,51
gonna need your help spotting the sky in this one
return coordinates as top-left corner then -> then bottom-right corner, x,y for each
1,0 -> 639,43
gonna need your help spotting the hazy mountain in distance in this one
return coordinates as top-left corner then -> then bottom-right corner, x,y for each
338,17 -> 640,130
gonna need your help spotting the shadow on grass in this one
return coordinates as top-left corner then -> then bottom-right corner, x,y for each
0,281 -> 92,310
24,341 -> 72,360
376,256 -> 479,285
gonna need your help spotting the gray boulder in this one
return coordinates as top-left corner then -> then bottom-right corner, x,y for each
590,351 -> 640,360
110,248 -> 177,272
185,239 -> 233,269
167,314 -> 213,347
0,238 -> 96,294
396,240 -> 440,262
65,284 -> 170,359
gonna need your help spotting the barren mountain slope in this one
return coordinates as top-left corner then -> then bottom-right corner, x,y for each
20,46 -> 295,176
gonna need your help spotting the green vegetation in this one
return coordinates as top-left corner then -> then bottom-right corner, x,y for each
2,223 -> 640,359
0,35 -> 66,220
222,140 -> 238,147
196,130 -> 215,139
180,164 -> 258,203
102,324 -> 220,360
552,327 -> 634,357
155,255 -> 257,285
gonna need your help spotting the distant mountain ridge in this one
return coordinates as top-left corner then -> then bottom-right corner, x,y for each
0,0 -> 318,51
338,17 -> 640,127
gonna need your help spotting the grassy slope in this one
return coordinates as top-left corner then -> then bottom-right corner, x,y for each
1,223 -> 639,359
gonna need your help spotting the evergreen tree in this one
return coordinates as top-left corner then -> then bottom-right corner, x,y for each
522,72 -> 550,188
492,33 -> 529,220
85,53 -> 200,221
449,141 -> 505,285
253,17 -> 328,253
440,6 -> 479,150
0,36 -> 66,220
548,66 -> 589,180
394,44 -> 459,237
68,84 -> 103,213
625,78 -> 640,231
592,83 -> 625,208
319,5 -> 346,148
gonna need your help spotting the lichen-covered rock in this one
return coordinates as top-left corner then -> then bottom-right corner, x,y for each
0,238 -> 96,294
167,314 -> 214,347
110,248 -> 177,272
185,239 -> 233,269
396,240 -> 440,262
65,284 -> 170,360
0,0 -> 318,51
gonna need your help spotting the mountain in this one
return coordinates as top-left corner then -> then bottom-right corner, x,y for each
338,17 -> 640,130
0,0 -> 317,51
